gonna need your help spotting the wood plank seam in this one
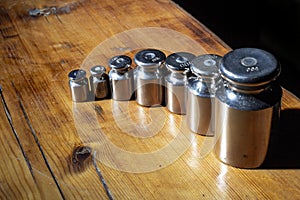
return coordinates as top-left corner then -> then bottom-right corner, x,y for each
92,151 -> 114,200
11,82 -> 66,200
0,85 -> 35,181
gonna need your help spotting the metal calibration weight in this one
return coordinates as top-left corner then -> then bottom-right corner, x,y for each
89,65 -> 110,100
214,48 -> 282,168
108,55 -> 135,101
164,52 -> 196,114
68,69 -> 89,102
186,54 -> 222,136
134,49 -> 166,107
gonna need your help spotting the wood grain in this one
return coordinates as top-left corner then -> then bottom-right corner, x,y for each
0,88 -> 41,199
0,0 -> 299,199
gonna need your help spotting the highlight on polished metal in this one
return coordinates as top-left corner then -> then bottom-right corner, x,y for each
75,27 -> 215,173
214,47 -> 282,169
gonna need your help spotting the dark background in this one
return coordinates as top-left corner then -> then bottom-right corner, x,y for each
173,0 -> 300,97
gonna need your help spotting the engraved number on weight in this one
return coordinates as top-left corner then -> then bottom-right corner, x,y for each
246,66 -> 259,72
179,61 -> 191,68
241,57 -> 259,73
152,57 -> 161,62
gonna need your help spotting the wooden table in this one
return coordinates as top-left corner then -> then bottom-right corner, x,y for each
1,0 -> 300,199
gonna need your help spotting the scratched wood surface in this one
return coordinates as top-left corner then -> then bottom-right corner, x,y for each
0,0 -> 300,199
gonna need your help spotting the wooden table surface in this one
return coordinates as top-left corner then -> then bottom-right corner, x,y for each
1,0 -> 300,199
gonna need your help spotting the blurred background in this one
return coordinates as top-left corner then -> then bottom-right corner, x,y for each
173,0 -> 300,97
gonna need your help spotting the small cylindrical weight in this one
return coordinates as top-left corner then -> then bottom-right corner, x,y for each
186,54 -> 222,136
90,65 -> 110,99
68,69 -> 89,102
108,55 -> 134,101
165,52 -> 196,114
134,49 -> 166,107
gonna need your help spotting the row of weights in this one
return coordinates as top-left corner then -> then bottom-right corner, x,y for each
68,47 -> 282,169
68,48 -> 219,134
